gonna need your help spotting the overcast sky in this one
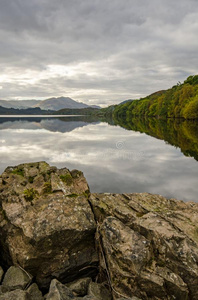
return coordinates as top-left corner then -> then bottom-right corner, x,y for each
0,0 -> 198,106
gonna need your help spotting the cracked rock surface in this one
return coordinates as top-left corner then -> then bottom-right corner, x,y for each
0,162 -> 198,299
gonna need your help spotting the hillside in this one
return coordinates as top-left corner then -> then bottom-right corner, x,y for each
0,100 -> 40,109
54,107 -> 99,115
0,97 -> 100,111
113,75 -> 198,120
34,96 -> 100,110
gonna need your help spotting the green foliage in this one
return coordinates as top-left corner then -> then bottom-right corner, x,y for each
60,173 -> 73,185
24,188 -> 38,202
43,182 -> 52,194
67,193 -> 78,198
183,97 -> 198,119
12,168 -> 24,177
113,76 -> 198,120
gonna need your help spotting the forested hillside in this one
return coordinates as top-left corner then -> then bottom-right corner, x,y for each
113,75 -> 198,119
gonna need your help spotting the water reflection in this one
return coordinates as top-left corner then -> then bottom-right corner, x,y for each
114,117 -> 198,161
0,116 -> 197,202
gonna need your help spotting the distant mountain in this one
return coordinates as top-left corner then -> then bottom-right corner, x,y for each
0,97 -> 100,110
0,100 -> 40,109
34,97 -> 100,110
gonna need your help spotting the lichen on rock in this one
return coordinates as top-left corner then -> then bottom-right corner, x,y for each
0,162 -> 198,300
0,162 -> 97,289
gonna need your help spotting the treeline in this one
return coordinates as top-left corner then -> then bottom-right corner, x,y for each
0,106 -> 54,115
113,75 -> 198,119
54,107 -> 99,115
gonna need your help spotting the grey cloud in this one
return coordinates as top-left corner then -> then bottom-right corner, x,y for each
0,0 -> 198,105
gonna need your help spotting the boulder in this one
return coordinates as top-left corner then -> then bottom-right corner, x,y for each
0,162 -> 98,289
90,193 -> 198,299
66,277 -> 91,296
2,266 -> 32,290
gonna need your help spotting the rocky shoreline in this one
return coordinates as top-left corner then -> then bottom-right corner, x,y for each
0,162 -> 198,299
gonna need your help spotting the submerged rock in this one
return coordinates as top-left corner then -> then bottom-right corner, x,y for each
0,162 -> 98,289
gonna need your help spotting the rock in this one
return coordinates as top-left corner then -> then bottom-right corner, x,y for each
0,289 -> 30,300
0,162 -> 97,289
2,266 -> 32,290
66,277 -> 91,296
88,282 -> 112,300
82,296 -> 97,300
117,298 -> 142,300
0,266 -> 3,283
46,279 -> 75,300
1,162 -> 198,299
90,193 -> 198,299
0,285 -> 11,295
27,283 -> 43,300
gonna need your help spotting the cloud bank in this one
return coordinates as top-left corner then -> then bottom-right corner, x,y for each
0,0 -> 198,105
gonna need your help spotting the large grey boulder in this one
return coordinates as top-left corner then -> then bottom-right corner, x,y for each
0,162 -> 98,289
2,266 -> 32,290
90,193 -> 198,299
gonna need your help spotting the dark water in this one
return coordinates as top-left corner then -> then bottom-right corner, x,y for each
0,116 -> 197,202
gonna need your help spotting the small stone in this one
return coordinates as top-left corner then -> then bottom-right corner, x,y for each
0,286 -> 11,295
88,282 -> 112,300
2,266 -> 32,290
66,277 -> 92,296
46,279 -> 75,300
27,283 -> 43,300
0,289 -> 29,300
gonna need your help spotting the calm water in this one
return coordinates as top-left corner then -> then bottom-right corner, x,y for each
0,116 -> 197,202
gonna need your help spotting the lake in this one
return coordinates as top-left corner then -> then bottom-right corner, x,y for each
0,116 -> 197,202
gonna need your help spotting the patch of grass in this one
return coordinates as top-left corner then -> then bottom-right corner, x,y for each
24,188 -> 38,202
60,174 -> 73,185
67,193 -> 78,198
83,190 -> 90,199
43,182 -> 52,194
12,168 -> 24,177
